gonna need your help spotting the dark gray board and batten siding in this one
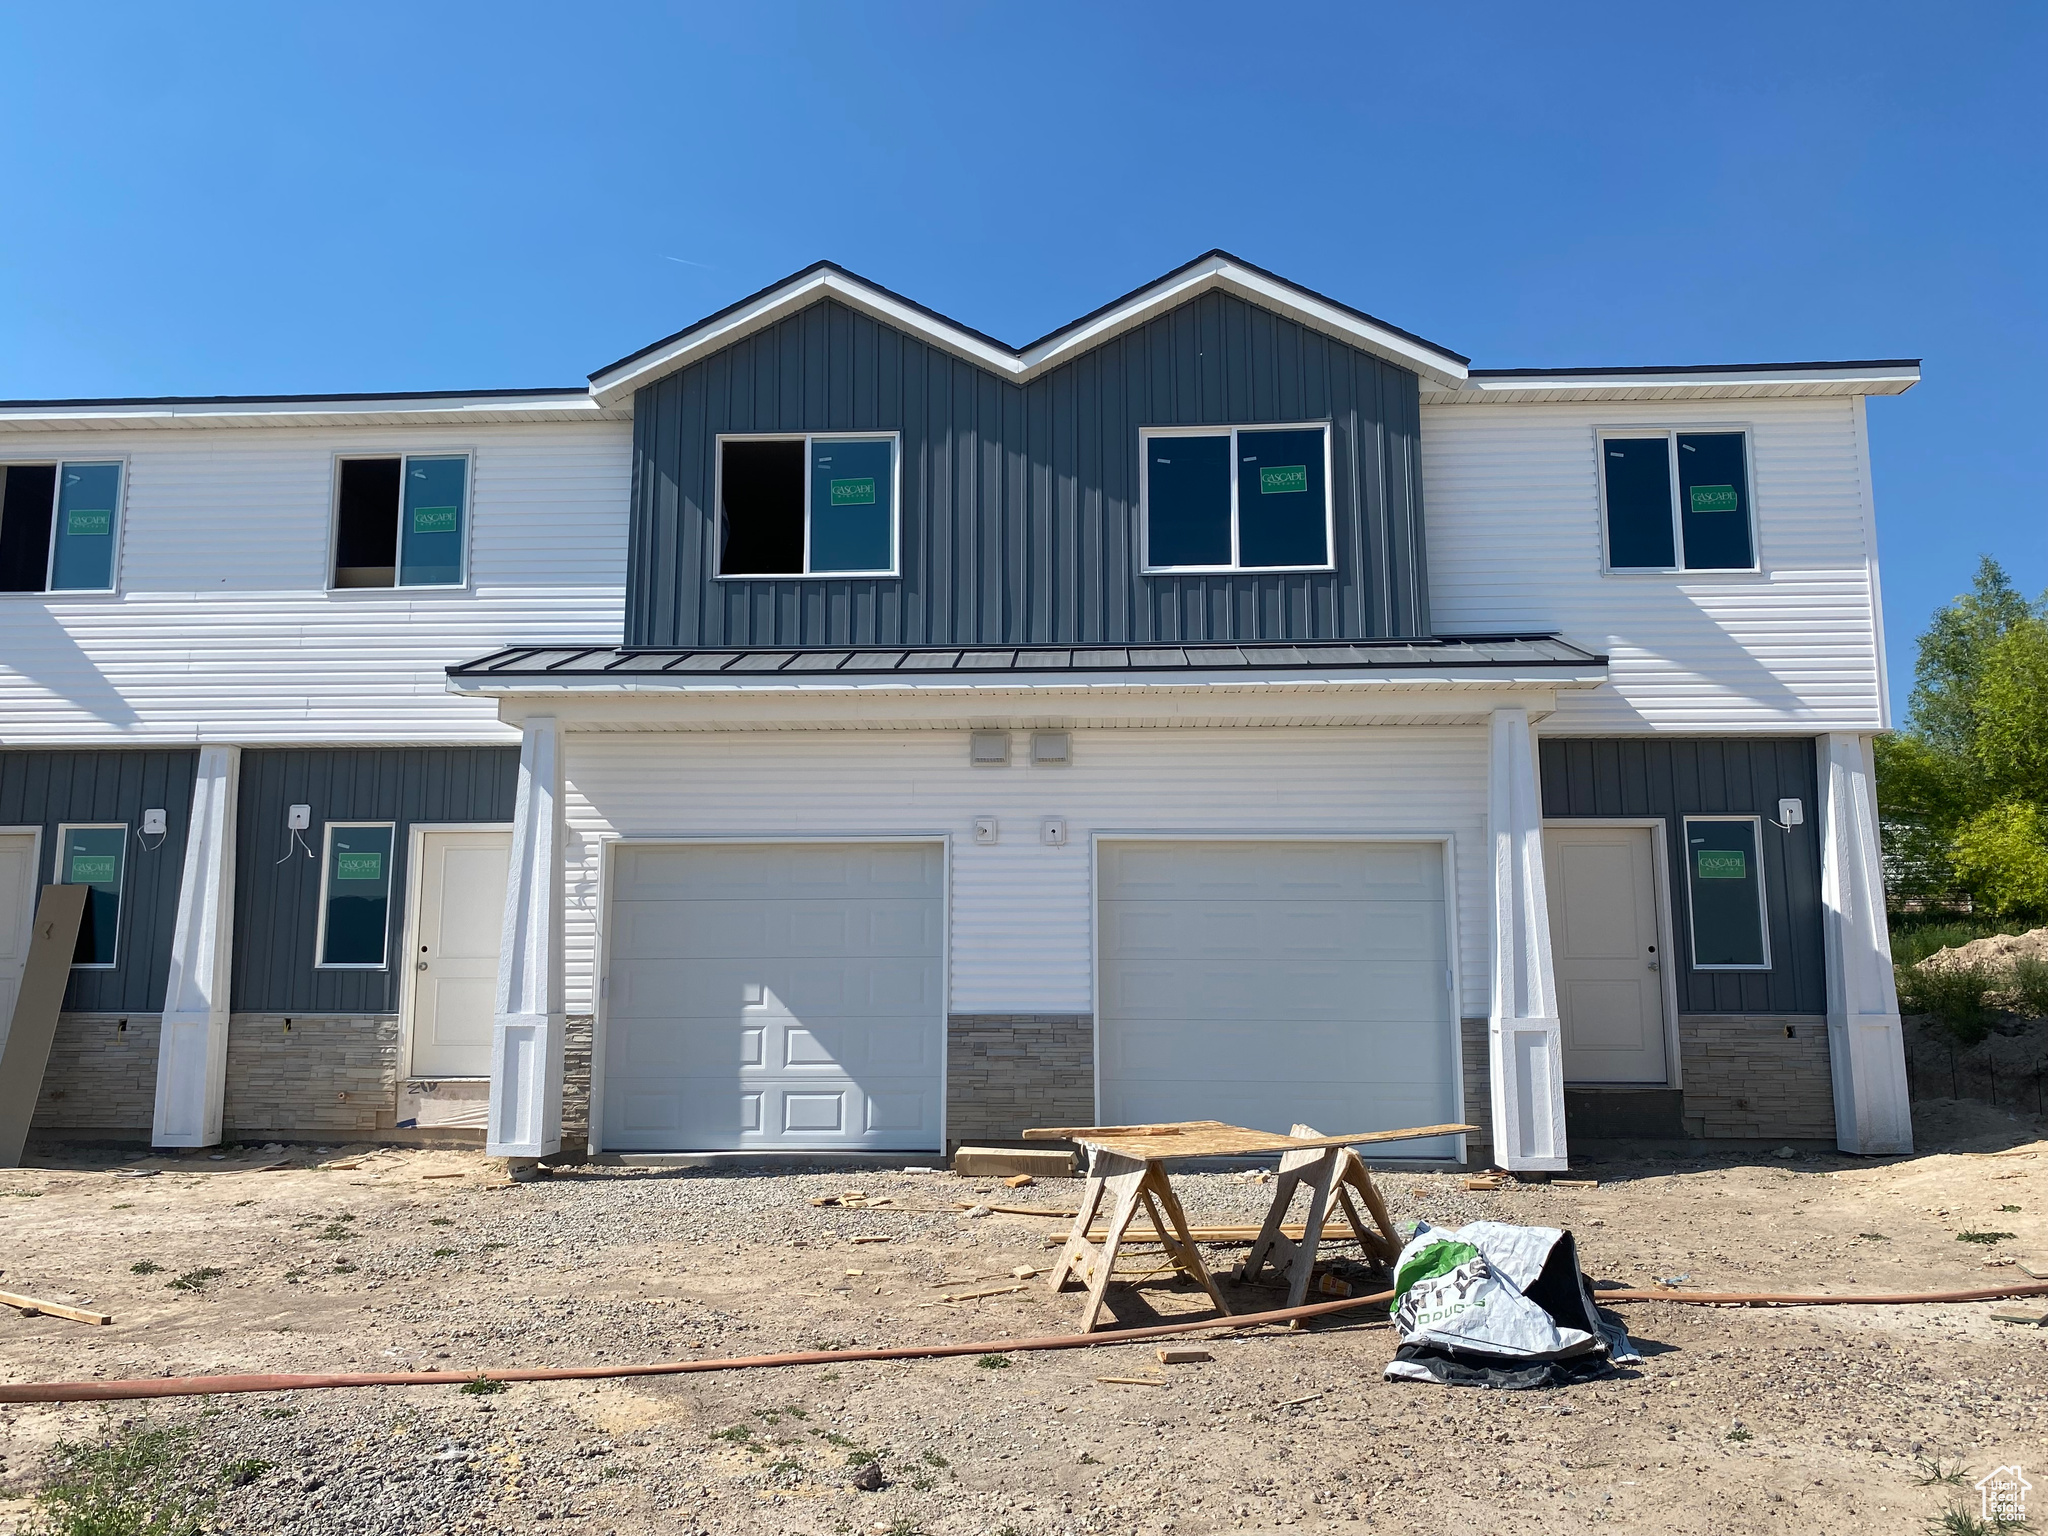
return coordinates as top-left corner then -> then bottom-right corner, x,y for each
1538,737 -> 1826,1016
232,748 -> 520,1015
628,291 -> 1430,650
0,750 -> 197,1012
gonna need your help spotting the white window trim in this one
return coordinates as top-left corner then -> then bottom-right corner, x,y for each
314,820 -> 398,970
1595,425 -> 1761,576
1681,813 -> 1772,971
1138,422 -> 1337,576
0,456 -> 130,598
712,431 -> 902,580
325,450 -> 475,593
54,821 -> 127,969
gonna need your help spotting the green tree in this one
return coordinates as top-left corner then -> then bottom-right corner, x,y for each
1877,558 -> 2048,915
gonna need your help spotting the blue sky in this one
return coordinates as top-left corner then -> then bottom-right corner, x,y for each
1,2 -> 2040,716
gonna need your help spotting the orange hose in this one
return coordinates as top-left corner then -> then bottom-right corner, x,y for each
6,1279 -> 2042,1405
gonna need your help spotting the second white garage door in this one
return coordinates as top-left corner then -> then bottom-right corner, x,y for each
601,841 -> 944,1152
1098,840 -> 1461,1157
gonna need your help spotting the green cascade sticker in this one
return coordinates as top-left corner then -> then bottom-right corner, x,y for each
1689,484 -> 1738,514
411,506 -> 459,535
1393,1239 -> 1479,1303
69,854 -> 117,884
1259,465 -> 1308,495
1696,849 -> 1747,880
65,509 -> 112,537
829,477 -> 876,507
335,851 -> 384,881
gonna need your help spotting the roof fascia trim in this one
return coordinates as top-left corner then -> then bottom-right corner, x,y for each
589,258 -> 1471,406
0,391 -> 613,428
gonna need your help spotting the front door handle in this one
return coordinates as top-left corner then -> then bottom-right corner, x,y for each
418,960 -> 429,971
1646,960 -> 1659,971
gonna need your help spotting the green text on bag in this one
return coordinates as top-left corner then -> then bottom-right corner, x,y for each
1259,465 -> 1308,495
1393,1239 -> 1479,1303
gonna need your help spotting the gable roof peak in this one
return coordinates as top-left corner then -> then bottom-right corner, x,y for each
587,252 -> 1471,404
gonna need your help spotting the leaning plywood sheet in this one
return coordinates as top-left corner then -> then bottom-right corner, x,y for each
0,885 -> 88,1167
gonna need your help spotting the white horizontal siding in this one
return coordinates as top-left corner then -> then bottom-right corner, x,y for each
0,422 -> 630,742
561,726 -> 1492,1019
1422,397 -> 1883,733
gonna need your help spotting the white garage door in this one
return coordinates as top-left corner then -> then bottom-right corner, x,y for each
1098,840 -> 1460,1158
602,841 -> 944,1152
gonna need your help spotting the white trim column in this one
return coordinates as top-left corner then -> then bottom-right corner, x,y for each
1486,708 -> 1569,1170
1819,733 -> 1913,1154
152,744 -> 240,1147
487,715 -> 564,1158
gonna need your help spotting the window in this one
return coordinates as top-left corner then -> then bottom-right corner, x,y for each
1599,430 -> 1755,572
0,461 -> 124,593
717,434 -> 898,578
55,824 -> 127,967
1683,816 -> 1769,969
1141,425 -> 1331,573
317,823 -> 395,967
332,455 -> 469,588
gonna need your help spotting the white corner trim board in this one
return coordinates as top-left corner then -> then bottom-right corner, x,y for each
1487,709 -> 1568,1170
488,715 -> 565,1158
151,745 -> 240,1148
1819,733 -> 1912,1155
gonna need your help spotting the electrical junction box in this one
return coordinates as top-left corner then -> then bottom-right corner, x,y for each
1777,798 -> 1804,828
1040,817 -> 1067,846
973,817 -> 999,845
140,809 -> 167,837
287,804 -> 312,831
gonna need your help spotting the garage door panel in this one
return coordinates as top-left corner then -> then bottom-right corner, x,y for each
612,843 -> 941,901
602,841 -> 943,1151
1103,959 -> 1449,1021
1101,841 -> 1443,903
611,899 -> 939,959
1102,1018 -> 1452,1085
1103,901 -> 1445,962
608,956 -> 938,1018
1097,839 -> 1458,1151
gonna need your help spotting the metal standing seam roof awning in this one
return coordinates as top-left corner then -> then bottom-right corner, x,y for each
446,634 -> 1607,687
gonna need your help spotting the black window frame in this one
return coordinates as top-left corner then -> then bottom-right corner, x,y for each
713,431 -> 902,580
1139,423 -> 1336,575
1681,813 -> 1772,971
327,451 -> 473,591
1596,427 -> 1759,574
0,458 -> 128,595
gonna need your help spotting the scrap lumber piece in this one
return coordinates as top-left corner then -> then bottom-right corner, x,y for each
0,885 -> 89,1168
1155,1347 -> 1211,1364
0,1289 -> 111,1327
952,1146 -> 1076,1179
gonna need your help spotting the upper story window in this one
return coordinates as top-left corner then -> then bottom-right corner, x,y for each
717,433 -> 899,578
0,460 -> 124,593
332,454 -> 470,589
1599,429 -> 1756,572
1141,425 -> 1332,574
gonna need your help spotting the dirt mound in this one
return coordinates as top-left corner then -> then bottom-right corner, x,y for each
1905,1093 -> 2048,1153
1919,924 -> 2048,973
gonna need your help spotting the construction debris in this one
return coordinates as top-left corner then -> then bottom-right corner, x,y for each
1003,1174 -> 1036,1189
1464,1175 -> 1506,1191
952,1146 -> 1076,1180
1991,1305 -> 2047,1326
0,1288 -> 110,1327
1155,1347 -> 1211,1364
1096,1375 -> 1166,1387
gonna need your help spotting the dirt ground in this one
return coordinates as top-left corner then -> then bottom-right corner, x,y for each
2,1104 -> 2045,1536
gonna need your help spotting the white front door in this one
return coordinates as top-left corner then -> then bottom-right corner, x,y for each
1544,825 -> 1669,1084
406,829 -> 512,1079
602,841 -> 944,1152
0,833 -> 37,1057
1096,839 -> 1460,1158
